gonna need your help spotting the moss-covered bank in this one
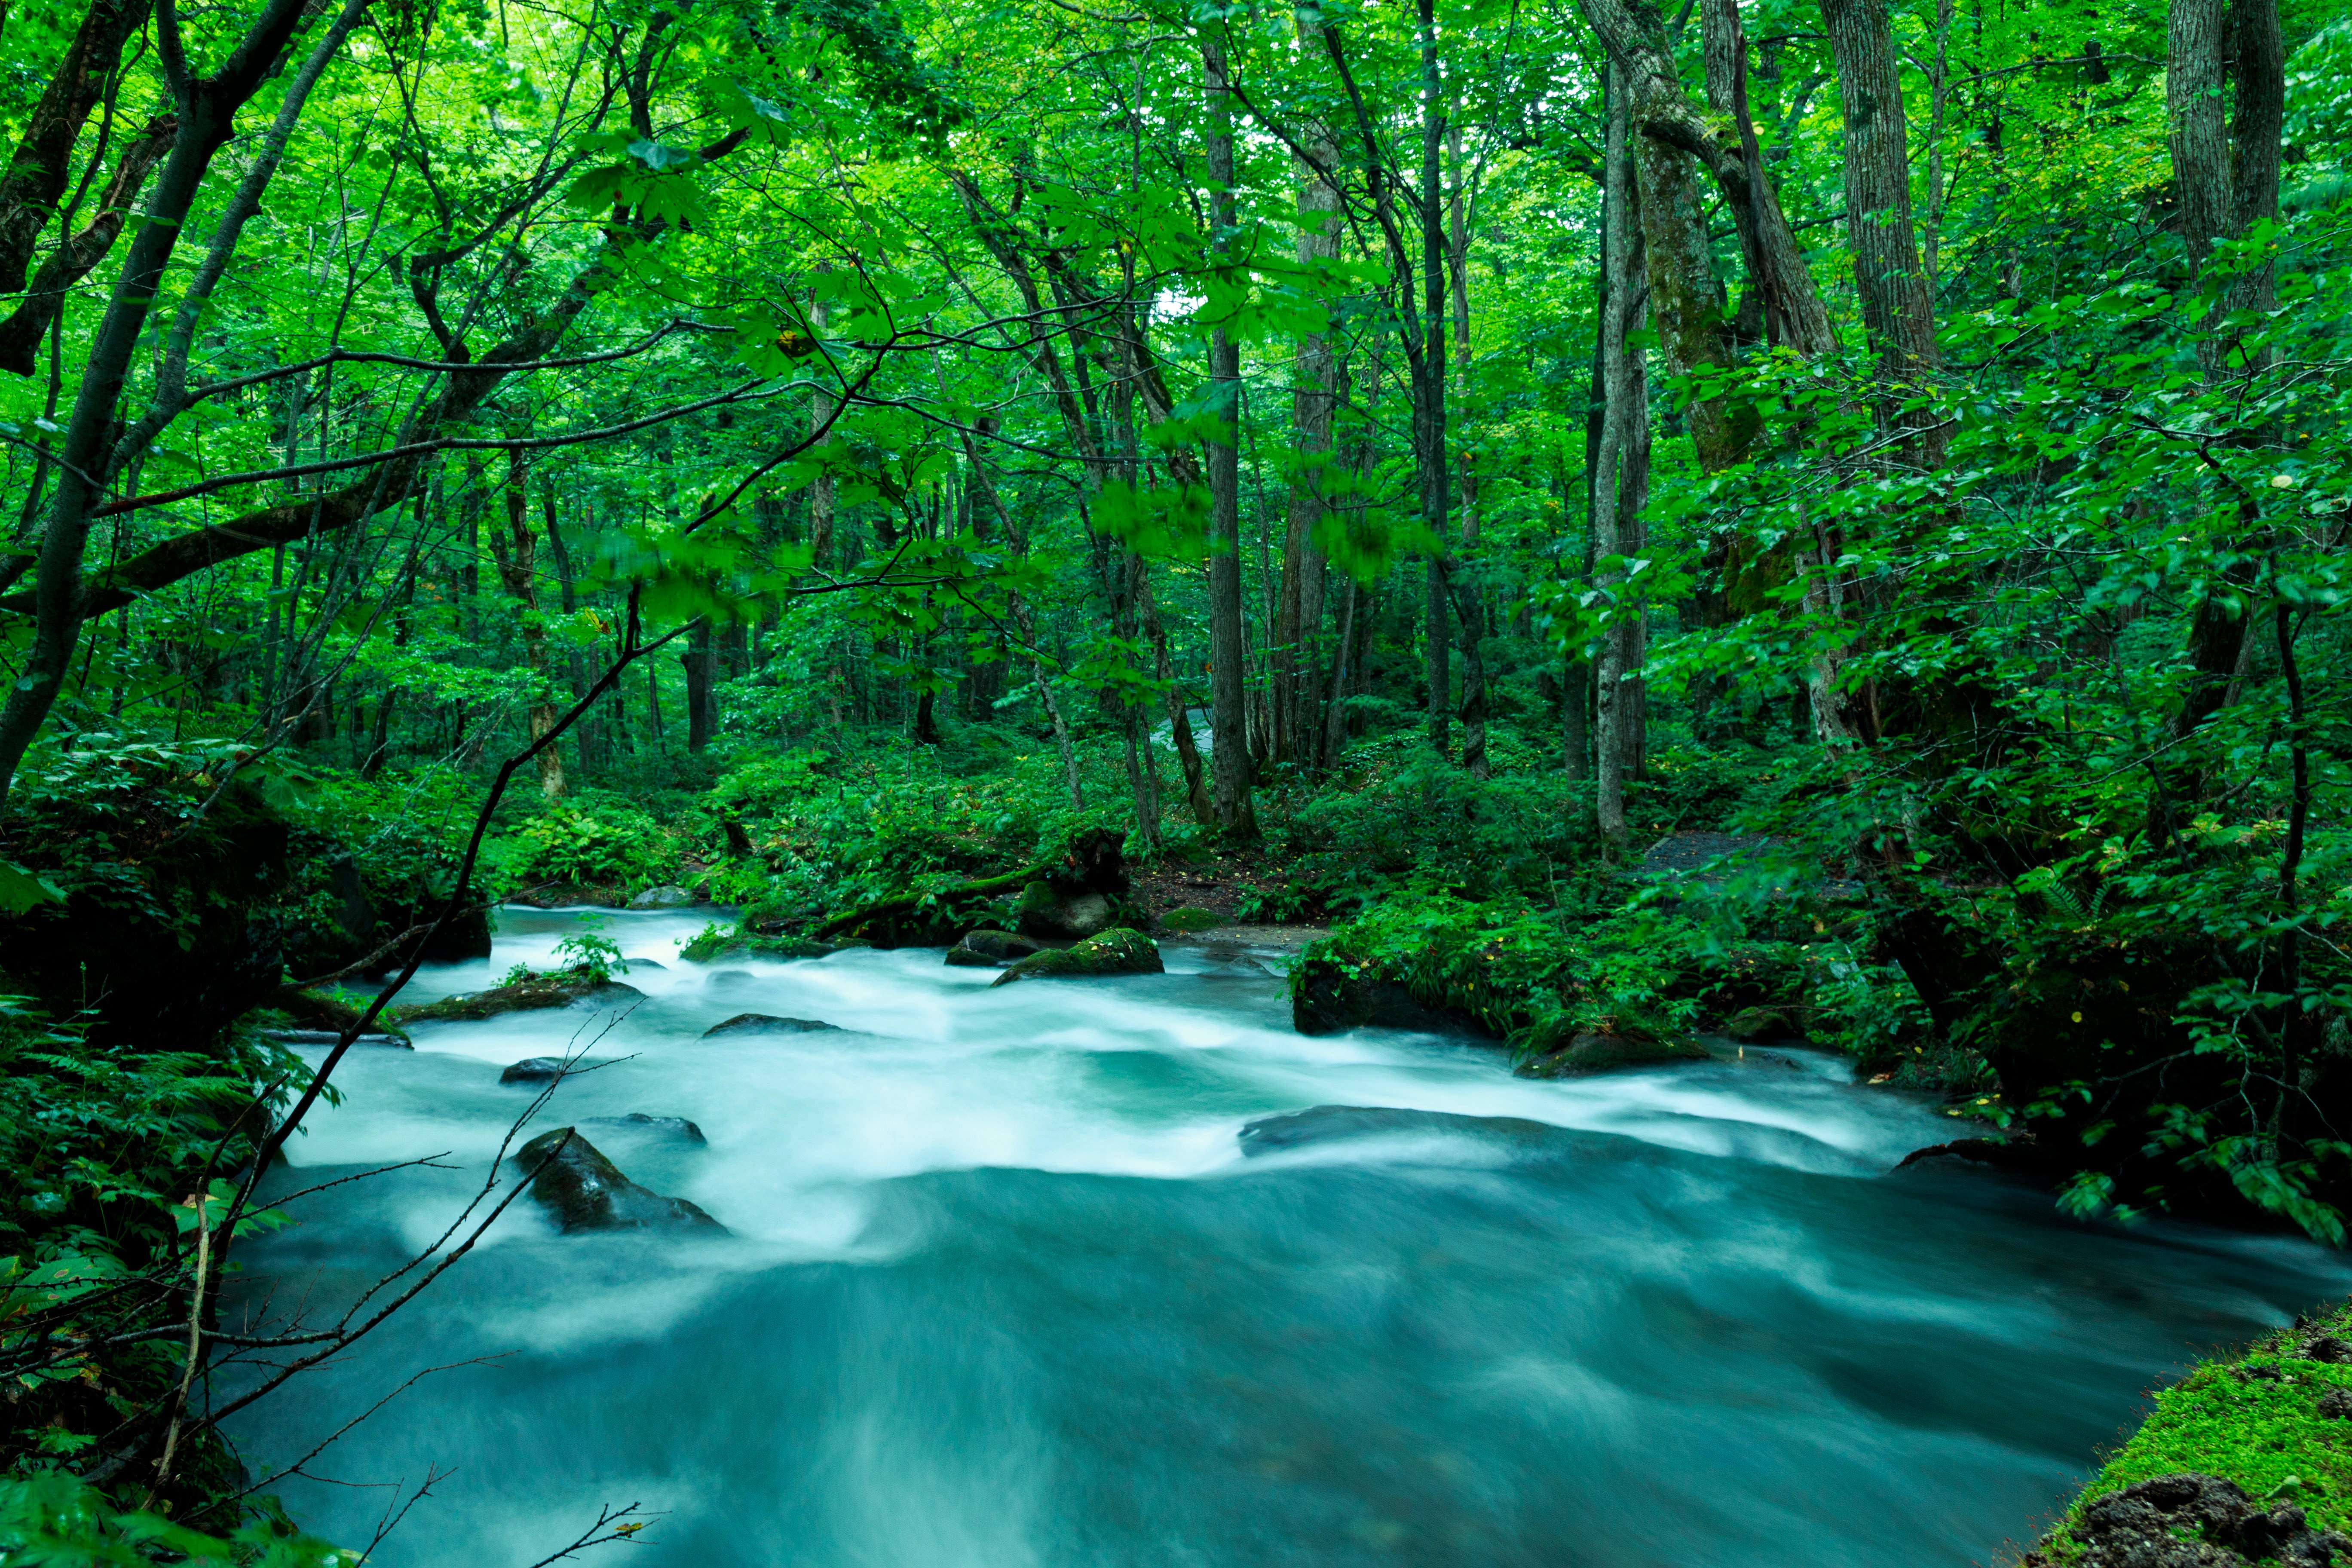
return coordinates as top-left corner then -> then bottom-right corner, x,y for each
2023,1298 -> 2352,1565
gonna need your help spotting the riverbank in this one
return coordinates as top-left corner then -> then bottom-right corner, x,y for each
2021,1298 -> 2352,1565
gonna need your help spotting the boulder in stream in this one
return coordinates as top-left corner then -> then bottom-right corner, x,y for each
945,928 -> 1044,967
587,1113 -> 707,1145
512,1128 -> 725,1234
701,1013 -> 839,1038
393,968 -> 641,1024
992,928 -> 1163,986
1239,1105 -> 1560,1158
501,1057 -> 597,1084
628,885 -> 698,910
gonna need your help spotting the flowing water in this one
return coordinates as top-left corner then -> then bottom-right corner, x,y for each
231,906 -> 2352,1568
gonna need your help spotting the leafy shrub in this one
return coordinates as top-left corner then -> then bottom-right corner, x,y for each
493,795 -> 673,894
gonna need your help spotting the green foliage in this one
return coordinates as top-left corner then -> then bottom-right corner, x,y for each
0,1471 -> 355,1566
491,795 -> 675,896
552,931 -> 628,982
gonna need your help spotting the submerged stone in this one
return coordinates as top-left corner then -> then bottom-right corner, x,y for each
1239,1104 -> 1560,1157
701,1013 -> 839,1038
991,928 -> 1163,986
628,885 -> 698,910
512,1128 -> 725,1234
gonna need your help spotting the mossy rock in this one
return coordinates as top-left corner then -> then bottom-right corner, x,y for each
1157,906 -> 1227,933
991,928 -> 1164,986
1014,880 -> 1115,940
1515,1032 -> 1712,1079
679,927 -> 847,963
393,968 -> 641,1024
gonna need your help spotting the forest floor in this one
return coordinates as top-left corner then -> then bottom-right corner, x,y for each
1126,846 -> 1317,922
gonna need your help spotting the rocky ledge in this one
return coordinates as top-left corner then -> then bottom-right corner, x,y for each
512,1128 -> 725,1234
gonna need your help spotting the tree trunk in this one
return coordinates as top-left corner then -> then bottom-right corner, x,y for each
1822,0 -> 1944,456
1202,37 -> 1256,837
1596,66 -> 1651,857
1446,116 -> 1490,781
1276,88 -> 1341,767
682,617 -> 714,754
497,450 -> 567,796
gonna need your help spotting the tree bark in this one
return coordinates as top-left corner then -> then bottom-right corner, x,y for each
1202,36 -> 1256,837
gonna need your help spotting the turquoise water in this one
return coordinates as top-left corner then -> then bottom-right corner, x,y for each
228,907 -> 2352,1566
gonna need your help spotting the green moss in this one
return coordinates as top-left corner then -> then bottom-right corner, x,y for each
2038,1300 -> 2352,1557
1157,906 -> 1226,932
678,923 -> 845,963
991,928 -> 1163,986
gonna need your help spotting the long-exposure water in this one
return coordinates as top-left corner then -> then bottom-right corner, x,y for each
228,906 -> 2352,1567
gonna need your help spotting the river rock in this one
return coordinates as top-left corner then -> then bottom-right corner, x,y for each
1516,1032 -> 1712,1078
2021,1473 -> 2352,1568
1157,906 -> 1226,933
992,928 -> 1162,986
394,969 -> 642,1024
587,1113 -> 707,1145
2320,1388 -> 2352,1420
501,1057 -> 585,1084
512,1128 -> 725,1234
628,885 -> 697,910
946,928 -> 1044,967
1015,881 -> 1115,940
701,1013 -> 839,1038
1239,1105 -> 1560,1157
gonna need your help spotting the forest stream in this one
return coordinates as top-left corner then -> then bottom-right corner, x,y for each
228,908 -> 2352,1568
